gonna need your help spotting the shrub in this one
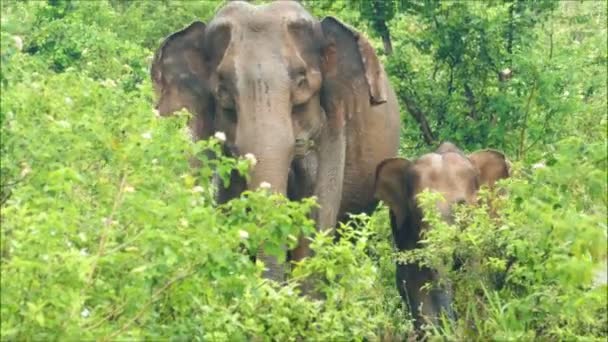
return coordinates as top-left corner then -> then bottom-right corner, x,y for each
1,1 -> 605,340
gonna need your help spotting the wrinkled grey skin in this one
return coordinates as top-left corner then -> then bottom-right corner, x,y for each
150,1 -> 400,283
374,142 -> 510,333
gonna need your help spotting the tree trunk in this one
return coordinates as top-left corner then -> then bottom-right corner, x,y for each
464,83 -> 477,120
402,93 -> 435,145
381,30 -> 393,55
507,1 -> 515,67
377,20 -> 393,55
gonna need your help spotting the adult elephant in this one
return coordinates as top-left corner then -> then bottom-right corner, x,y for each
150,1 -> 400,282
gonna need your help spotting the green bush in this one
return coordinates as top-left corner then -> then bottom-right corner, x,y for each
0,60 -> 404,339
1,0 -> 606,341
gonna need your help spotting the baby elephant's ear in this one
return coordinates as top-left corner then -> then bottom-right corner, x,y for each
468,150 -> 510,188
374,158 -> 414,217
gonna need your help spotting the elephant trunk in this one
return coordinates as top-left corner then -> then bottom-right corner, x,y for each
249,153 -> 292,283
235,75 -> 294,282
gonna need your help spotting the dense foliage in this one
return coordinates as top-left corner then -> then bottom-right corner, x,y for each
1,0 -> 606,340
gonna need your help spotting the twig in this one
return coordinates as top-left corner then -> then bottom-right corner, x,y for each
549,6 -> 554,60
517,80 -> 538,160
86,174 -> 128,286
68,174 -> 128,330
101,266 -> 197,341
104,222 -> 144,255
522,109 -> 555,154
1,177 -> 25,206
84,304 -> 126,331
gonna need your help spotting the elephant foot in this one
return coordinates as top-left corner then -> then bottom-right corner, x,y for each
297,277 -> 324,301
257,247 -> 286,283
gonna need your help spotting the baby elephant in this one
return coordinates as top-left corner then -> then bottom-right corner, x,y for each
374,142 -> 510,331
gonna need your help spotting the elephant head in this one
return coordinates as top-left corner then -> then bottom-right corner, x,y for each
373,142 -> 510,331
150,1 -> 388,281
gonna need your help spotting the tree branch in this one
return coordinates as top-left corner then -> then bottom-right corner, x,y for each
507,1 -> 515,68
402,93 -> 435,145
464,82 -> 477,120
101,266 -> 197,341
517,80 -> 538,160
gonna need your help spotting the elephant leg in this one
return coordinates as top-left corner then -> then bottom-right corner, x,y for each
288,155 -> 318,262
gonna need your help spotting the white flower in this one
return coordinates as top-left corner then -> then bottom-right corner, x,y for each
100,79 -> 116,88
182,126 -> 193,140
238,230 -> 249,239
180,218 -> 189,227
153,108 -> 160,118
80,248 -> 89,256
214,131 -> 226,142
532,162 -> 546,170
244,153 -> 257,166
141,132 -> 152,140
81,307 -> 91,318
563,90 -> 570,97
102,217 -> 117,226
259,181 -> 271,189
192,186 -> 204,193
20,162 -> 31,177
64,97 -> 73,105
12,35 -> 23,51
56,120 -> 71,128
593,264 -> 607,287
124,185 -> 135,193
152,158 -> 159,165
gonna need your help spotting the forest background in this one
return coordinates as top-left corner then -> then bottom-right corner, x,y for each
1,0 -> 606,340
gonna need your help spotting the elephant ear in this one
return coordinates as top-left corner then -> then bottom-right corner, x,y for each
374,158 -> 416,226
320,17 -> 388,119
468,150 -> 510,189
150,21 -> 214,140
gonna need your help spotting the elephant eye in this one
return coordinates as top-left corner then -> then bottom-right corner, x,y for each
291,68 -> 308,88
291,66 -> 316,106
296,74 -> 307,88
